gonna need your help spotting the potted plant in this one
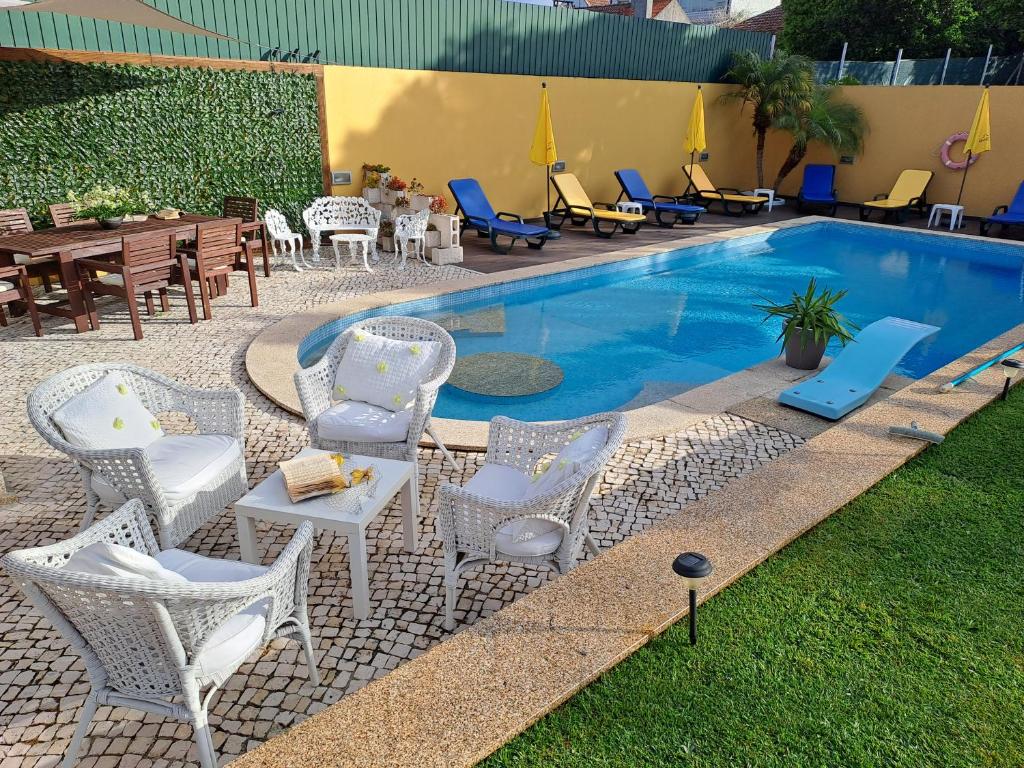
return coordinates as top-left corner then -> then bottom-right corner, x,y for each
70,186 -> 151,229
378,220 -> 396,252
408,178 -> 431,211
362,163 -> 391,187
383,176 -> 407,205
363,171 -> 382,203
754,278 -> 857,370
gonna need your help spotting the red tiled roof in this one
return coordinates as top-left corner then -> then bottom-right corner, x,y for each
583,0 -> 676,17
734,4 -> 784,33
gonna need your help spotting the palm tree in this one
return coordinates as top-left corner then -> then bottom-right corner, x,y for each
771,86 -> 867,190
720,51 -> 815,188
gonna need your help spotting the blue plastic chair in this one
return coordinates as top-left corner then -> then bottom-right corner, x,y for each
797,164 -> 838,216
614,169 -> 704,227
448,178 -> 550,254
777,317 -> 940,420
981,181 -> 1024,236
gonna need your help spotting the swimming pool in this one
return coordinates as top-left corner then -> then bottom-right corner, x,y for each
299,222 -> 1024,422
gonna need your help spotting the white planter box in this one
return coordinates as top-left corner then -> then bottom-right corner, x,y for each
428,214 -> 460,249
379,235 -> 396,252
362,188 -> 381,203
424,230 -> 441,248
430,246 -> 463,265
382,189 -> 400,205
411,194 -> 432,211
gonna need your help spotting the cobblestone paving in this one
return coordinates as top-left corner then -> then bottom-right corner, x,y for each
0,254 -> 803,767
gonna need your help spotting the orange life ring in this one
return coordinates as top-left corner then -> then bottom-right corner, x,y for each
941,131 -> 980,170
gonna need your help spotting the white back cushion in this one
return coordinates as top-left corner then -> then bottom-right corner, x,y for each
524,425 -> 609,500
63,542 -> 186,582
52,372 -> 165,450
332,329 -> 440,412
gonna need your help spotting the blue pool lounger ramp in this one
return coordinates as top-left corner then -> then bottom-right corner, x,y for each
778,317 -> 941,420
448,177 -> 550,255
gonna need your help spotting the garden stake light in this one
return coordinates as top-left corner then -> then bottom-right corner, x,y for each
672,552 -> 713,646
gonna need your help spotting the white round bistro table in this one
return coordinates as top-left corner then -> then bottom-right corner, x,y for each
330,233 -> 375,273
927,203 -> 965,231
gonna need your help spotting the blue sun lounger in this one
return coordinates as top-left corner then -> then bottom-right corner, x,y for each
448,178 -> 550,254
796,164 -> 839,216
778,317 -> 940,420
980,181 -> 1024,236
614,168 -> 705,227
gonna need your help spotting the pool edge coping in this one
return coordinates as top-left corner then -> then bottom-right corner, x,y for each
251,214 -> 981,449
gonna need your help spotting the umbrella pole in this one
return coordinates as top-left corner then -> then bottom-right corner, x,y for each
955,150 -> 972,209
545,163 -> 561,239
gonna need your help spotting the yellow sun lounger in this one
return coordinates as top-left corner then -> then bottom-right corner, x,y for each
681,164 -> 768,216
545,172 -> 646,238
859,169 -> 933,222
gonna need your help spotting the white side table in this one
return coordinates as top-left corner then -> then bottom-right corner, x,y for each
234,448 -> 419,620
331,233 -> 375,273
927,203 -> 965,231
753,188 -> 784,212
615,201 -> 644,215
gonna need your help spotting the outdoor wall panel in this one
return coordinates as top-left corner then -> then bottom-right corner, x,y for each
0,0 -> 771,82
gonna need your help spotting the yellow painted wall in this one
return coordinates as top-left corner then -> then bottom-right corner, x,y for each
762,86 -> 1024,218
322,67 -> 1024,220
322,66 -> 755,218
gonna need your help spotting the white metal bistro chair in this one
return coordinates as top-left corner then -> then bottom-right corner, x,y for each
294,316 -> 461,470
436,412 -> 626,629
28,363 -> 248,549
1,499 -> 317,768
264,208 -> 309,271
394,208 -> 430,269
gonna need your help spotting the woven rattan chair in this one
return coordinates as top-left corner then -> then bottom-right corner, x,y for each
1,499 -> 318,768
27,363 -> 248,549
437,412 -> 626,629
294,316 -> 461,469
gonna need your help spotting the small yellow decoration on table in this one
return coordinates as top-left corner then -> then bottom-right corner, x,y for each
350,466 -> 374,486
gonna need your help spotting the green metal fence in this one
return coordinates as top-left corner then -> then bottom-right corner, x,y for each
0,0 -> 772,82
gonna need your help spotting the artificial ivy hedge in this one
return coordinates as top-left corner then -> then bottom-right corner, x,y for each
0,60 -> 321,228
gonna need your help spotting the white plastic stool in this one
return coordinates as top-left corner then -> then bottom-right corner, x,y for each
615,201 -> 644,215
927,203 -> 965,231
753,188 -> 784,212
330,234 -> 375,273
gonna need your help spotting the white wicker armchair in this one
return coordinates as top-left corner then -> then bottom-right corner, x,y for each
27,363 -> 248,549
294,316 -> 461,469
1,499 -> 318,768
437,412 -> 626,629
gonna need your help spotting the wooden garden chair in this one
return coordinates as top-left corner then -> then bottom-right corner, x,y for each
0,264 -> 43,336
223,196 -> 270,277
178,219 -> 258,320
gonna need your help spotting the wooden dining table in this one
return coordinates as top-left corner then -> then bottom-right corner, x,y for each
0,214 -> 222,333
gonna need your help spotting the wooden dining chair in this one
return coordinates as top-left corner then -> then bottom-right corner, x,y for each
0,208 -> 61,293
48,202 -> 96,228
0,265 -> 43,336
223,195 -> 270,277
179,219 -> 258,321
75,231 -> 197,340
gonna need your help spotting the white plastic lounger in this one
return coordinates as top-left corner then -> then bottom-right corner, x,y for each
778,317 -> 940,420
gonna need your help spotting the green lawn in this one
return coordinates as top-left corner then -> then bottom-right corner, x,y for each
484,387 -> 1024,768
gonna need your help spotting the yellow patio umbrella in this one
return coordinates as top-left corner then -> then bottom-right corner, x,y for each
530,82 -> 559,224
956,86 -> 992,207
683,84 -> 707,197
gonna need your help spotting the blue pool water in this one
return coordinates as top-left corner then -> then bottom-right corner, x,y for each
299,222 -> 1024,422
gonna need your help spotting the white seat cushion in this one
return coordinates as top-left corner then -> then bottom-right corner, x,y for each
97,273 -> 125,287
155,549 -> 267,582
494,518 -> 564,557
463,463 -> 532,502
0,280 -> 13,292
332,329 -> 441,412
316,400 -> 412,443
154,550 -> 270,679
62,542 -> 187,582
91,433 -> 242,505
52,372 -> 165,450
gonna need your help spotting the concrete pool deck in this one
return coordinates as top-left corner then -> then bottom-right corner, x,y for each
235,321 -> 1024,768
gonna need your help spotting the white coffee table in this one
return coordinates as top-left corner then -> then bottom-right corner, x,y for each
234,448 -> 419,620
